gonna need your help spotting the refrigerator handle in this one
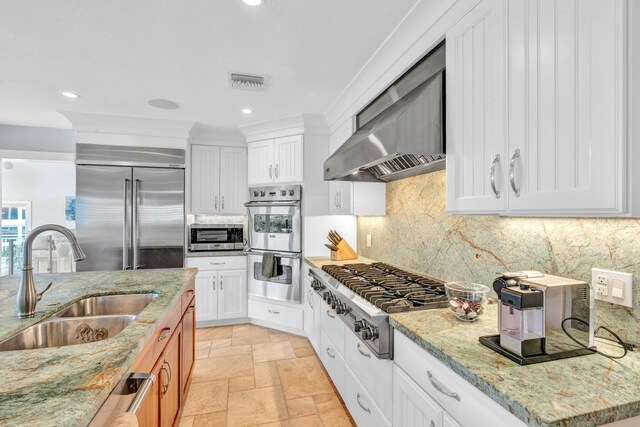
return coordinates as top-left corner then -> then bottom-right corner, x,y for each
133,179 -> 141,269
123,179 -> 131,270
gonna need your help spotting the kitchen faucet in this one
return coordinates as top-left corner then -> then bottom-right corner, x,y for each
17,224 -> 86,318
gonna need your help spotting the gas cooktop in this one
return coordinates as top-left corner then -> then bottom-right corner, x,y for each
321,262 -> 448,313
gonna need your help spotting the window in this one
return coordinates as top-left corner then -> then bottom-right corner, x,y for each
1,201 -> 31,275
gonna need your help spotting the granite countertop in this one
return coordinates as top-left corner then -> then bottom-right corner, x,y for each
0,268 -> 197,427
304,255 -> 376,269
390,305 -> 640,427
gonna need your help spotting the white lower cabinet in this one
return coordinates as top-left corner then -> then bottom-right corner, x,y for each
186,256 -> 247,324
302,280 -> 321,352
248,298 -> 303,332
394,330 -> 525,427
320,330 -> 345,395
319,300 -> 345,356
393,365 -> 443,427
344,366 -> 391,427
344,329 -> 393,419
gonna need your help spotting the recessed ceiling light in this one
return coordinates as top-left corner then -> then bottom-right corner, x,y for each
242,108 -> 253,114
242,0 -> 263,6
148,99 -> 180,110
61,91 -> 79,99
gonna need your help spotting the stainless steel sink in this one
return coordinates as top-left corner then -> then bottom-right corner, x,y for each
0,315 -> 136,351
56,293 -> 158,317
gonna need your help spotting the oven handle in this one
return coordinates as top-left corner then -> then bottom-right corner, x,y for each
244,201 -> 300,207
245,249 -> 301,259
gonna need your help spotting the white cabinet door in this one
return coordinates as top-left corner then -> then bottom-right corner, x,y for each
393,365 -> 443,427
274,135 -> 303,183
507,0 -> 626,215
247,139 -> 275,185
446,0 -> 507,214
329,181 -> 352,214
191,145 -> 221,214
218,269 -> 247,319
219,147 -> 247,214
443,414 -> 462,427
310,291 -> 322,352
303,281 -> 313,338
195,271 -> 218,322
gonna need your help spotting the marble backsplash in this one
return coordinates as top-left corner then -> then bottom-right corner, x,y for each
357,170 -> 640,344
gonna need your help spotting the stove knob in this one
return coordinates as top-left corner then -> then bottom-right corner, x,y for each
336,302 -> 346,315
260,191 -> 266,197
289,189 -> 295,196
354,320 -> 364,332
361,327 -> 373,341
323,292 -> 331,303
253,190 -> 259,197
331,299 -> 339,310
281,189 -> 287,196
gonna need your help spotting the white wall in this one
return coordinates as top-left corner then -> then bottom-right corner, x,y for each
2,160 -> 75,229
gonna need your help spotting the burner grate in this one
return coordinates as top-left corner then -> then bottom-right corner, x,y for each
322,262 -> 448,313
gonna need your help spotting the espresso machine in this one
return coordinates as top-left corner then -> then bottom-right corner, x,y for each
480,271 -> 596,365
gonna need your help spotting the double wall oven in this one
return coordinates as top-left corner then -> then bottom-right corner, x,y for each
246,185 -> 302,303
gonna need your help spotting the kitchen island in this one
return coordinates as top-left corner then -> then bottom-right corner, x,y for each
0,268 -> 197,427
390,305 -> 640,427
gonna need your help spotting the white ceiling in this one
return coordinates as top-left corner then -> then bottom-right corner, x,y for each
0,0 -> 417,130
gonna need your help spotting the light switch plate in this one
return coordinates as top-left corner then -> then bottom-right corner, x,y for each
592,268 -> 633,307
366,234 -> 372,248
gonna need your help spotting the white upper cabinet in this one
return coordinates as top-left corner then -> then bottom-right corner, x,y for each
446,0 -> 507,214
247,139 -> 275,185
507,0 -> 626,215
219,147 -> 248,214
191,145 -> 221,214
191,144 -> 246,214
247,135 -> 303,185
274,135 -> 304,183
447,0 -> 628,216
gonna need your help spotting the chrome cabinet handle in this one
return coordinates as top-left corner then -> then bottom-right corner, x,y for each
275,163 -> 279,178
210,262 -> 226,266
160,363 -> 169,396
157,327 -> 171,342
490,154 -> 501,199
357,343 -> 371,358
220,278 -> 223,291
326,310 -> 335,319
427,370 -> 461,401
123,179 -> 131,270
308,290 -> 313,308
212,278 -> 216,291
221,196 -> 225,210
326,347 -> 336,359
125,373 -> 156,414
509,149 -> 521,197
429,421 -> 435,427
214,195 -> 218,210
269,164 -> 273,179
356,393 -> 371,414
334,192 -> 339,208
268,309 -> 280,314
338,190 -> 342,208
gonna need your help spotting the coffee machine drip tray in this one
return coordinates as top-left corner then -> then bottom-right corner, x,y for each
479,334 -> 596,365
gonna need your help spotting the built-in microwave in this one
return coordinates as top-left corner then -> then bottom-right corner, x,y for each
188,224 -> 244,252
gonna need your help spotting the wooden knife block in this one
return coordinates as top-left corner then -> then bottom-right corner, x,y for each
330,240 -> 358,261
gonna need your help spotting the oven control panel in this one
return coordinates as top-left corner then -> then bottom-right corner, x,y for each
249,185 -> 301,202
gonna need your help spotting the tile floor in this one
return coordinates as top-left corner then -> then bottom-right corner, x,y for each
180,324 -> 356,427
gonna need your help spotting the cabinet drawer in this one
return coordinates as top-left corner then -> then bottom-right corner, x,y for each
344,366 -> 391,427
186,256 -> 247,271
319,330 -> 345,395
181,279 -> 195,314
345,329 -> 392,418
393,365 -> 443,427
319,302 -> 345,356
248,299 -> 303,330
394,331 -> 525,427
152,301 -> 182,362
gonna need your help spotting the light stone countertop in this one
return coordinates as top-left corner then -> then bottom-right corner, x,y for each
0,268 -> 197,427
390,305 -> 640,427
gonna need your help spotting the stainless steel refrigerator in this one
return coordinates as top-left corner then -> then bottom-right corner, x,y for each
75,144 -> 185,271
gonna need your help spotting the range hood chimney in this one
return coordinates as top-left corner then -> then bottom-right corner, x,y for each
324,43 -> 445,183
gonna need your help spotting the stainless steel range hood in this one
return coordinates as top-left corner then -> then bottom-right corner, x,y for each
324,43 -> 445,183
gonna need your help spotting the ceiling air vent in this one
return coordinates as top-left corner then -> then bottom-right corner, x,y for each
228,72 -> 267,91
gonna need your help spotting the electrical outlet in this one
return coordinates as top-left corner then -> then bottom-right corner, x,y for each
366,234 -> 372,248
592,268 -> 633,307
